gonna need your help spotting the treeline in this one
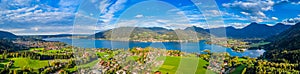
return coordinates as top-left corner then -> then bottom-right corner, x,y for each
245,60 -> 300,74
0,39 -> 27,53
263,49 -> 300,63
0,60 -> 76,74
3,51 -> 73,60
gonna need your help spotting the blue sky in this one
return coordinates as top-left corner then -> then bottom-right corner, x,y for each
0,0 -> 300,35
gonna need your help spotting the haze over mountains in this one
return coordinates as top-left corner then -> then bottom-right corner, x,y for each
93,22 -> 292,39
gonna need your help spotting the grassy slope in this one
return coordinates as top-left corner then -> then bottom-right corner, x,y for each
11,58 -> 49,69
250,42 -> 270,47
78,59 -> 99,68
158,56 -> 216,74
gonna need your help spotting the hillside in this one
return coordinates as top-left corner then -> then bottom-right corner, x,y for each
92,23 -> 290,40
266,22 -> 300,50
0,39 -> 26,52
262,22 -> 300,63
208,22 -> 291,39
91,27 -> 210,41
0,31 -> 17,39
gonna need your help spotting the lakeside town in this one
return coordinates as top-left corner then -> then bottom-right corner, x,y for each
0,38 -> 261,74
1,36 -> 299,74
1,0 -> 300,74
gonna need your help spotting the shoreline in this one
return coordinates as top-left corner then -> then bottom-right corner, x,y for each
47,37 -> 256,51
65,36 -> 205,43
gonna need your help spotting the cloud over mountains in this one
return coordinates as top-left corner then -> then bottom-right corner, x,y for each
0,0 -> 299,35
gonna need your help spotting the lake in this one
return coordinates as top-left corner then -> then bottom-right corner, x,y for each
44,38 -> 265,58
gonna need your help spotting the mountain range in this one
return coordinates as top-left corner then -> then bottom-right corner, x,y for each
90,27 -> 210,40
207,22 -> 291,39
266,22 -> 300,50
92,22 -> 291,40
261,22 -> 300,63
0,22 -> 293,40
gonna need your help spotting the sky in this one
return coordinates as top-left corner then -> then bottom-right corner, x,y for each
0,0 -> 300,35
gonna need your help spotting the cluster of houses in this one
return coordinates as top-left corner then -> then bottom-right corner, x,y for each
14,41 -> 67,50
79,47 -> 166,74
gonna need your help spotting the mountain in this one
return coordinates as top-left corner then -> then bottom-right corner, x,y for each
92,22 -> 289,40
208,22 -> 291,39
0,31 -> 17,39
20,34 -> 74,39
143,27 -> 173,34
92,27 -> 210,40
184,26 -> 211,38
262,23 -> 300,63
185,26 -> 210,35
266,22 -> 300,50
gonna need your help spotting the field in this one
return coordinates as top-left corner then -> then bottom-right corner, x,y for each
157,56 -> 216,74
78,59 -> 99,68
250,42 -> 270,48
11,58 -> 49,69
29,48 -> 72,55
238,58 -> 246,61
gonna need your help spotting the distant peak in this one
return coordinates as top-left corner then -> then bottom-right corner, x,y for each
276,22 -> 284,25
250,22 -> 258,24
248,22 -> 267,26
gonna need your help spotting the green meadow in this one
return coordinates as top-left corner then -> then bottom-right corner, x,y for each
157,56 -> 216,74
11,58 -> 49,69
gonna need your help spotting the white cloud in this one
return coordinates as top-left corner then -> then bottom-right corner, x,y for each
282,17 -> 300,25
222,0 -> 275,22
99,0 -> 127,24
135,14 -> 144,18
0,28 -> 26,32
156,19 -> 169,23
228,23 -> 250,29
291,1 -> 300,5
0,0 -> 80,35
271,17 -> 278,20
240,12 -> 250,16
250,16 -> 264,22
176,11 -> 185,15
31,27 -> 39,31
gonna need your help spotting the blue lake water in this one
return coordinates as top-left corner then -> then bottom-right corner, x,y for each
44,38 -> 265,58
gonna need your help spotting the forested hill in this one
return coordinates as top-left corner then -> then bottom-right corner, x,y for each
262,22 -> 300,63
91,27 -> 211,40
92,22 -> 291,40
208,22 -> 291,39
0,39 -> 26,53
0,31 -> 17,39
266,22 -> 300,50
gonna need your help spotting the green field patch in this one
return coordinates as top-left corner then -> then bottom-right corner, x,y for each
78,59 -> 99,68
157,56 -> 215,74
238,58 -> 246,62
160,65 -> 175,70
250,42 -> 270,47
29,48 -> 44,51
11,58 -> 49,69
